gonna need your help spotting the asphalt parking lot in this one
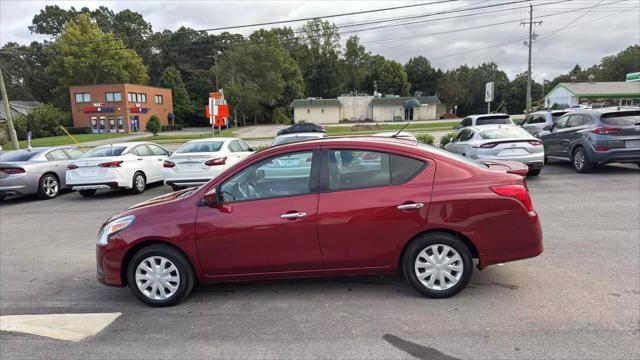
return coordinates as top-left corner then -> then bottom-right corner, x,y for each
0,162 -> 638,359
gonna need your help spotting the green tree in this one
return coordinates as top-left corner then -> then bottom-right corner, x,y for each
339,36 -> 370,93
13,104 -> 67,139
158,66 -> 193,124
45,14 -> 149,109
363,55 -> 410,96
299,19 -> 341,97
405,56 -> 441,96
146,115 -> 161,135
217,42 -> 303,125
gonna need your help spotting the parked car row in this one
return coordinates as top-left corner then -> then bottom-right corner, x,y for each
0,138 -> 256,201
446,109 -> 640,174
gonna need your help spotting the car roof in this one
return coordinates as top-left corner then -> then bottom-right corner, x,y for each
466,124 -> 519,133
275,132 -> 326,138
467,113 -> 510,119
185,137 -> 236,143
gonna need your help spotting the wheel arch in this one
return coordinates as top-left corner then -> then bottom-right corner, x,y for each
120,240 -> 196,286
398,229 -> 481,270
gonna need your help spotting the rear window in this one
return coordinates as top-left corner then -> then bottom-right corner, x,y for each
391,154 -> 426,184
271,135 -> 321,146
479,128 -> 530,140
82,146 -> 126,158
600,111 -> 640,126
417,144 -> 488,169
0,149 -> 44,161
476,116 -> 513,126
176,141 -> 223,153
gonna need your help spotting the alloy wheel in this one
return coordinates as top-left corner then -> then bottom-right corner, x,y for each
414,244 -> 463,291
574,150 -> 585,170
135,256 -> 180,300
135,175 -> 145,192
43,176 -> 59,197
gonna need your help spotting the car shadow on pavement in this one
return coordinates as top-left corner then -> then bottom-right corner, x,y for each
541,161 -> 639,175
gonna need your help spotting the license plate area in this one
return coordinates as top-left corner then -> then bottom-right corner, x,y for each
178,163 -> 203,173
625,140 -> 640,149
497,148 -> 528,156
78,168 -> 99,177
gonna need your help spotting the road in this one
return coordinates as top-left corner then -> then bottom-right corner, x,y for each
0,162 -> 638,359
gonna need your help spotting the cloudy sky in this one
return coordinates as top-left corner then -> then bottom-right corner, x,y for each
1,0 -> 638,82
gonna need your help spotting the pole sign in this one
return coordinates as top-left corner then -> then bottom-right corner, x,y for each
485,82 -> 494,102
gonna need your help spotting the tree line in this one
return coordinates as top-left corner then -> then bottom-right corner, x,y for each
1,5 -> 638,127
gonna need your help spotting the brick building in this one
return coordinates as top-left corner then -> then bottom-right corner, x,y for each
69,84 -> 173,133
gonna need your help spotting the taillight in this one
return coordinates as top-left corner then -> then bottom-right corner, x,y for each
163,160 -> 176,168
98,161 -> 123,168
0,167 -> 25,174
491,185 -> 534,212
205,157 -> 227,166
67,164 -> 78,170
528,140 -> 542,146
591,127 -> 621,135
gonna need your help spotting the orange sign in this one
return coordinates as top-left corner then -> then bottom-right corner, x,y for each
217,104 -> 229,118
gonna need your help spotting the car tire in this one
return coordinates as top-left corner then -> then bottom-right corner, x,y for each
572,147 -> 593,173
78,189 -> 97,197
402,232 -> 473,299
130,172 -> 146,194
543,156 -> 549,165
37,173 -> 60,200
126,244 -> 195,307
0,195 -> 5,202
528,168 -> 542,176
171,185 -> 185,192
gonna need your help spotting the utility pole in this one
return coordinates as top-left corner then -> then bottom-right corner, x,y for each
0,67 -> 19,150
522,4 -> 542,117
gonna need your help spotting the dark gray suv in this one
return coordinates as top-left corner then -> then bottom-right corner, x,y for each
537,110 -> 640,172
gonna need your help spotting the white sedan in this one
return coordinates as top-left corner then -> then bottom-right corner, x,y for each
445,125 -> 545,176
162,137 -> 254,191
66,142 -> 170,196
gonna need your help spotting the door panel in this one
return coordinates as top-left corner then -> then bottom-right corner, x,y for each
317,151 -> 435,269
195,194 -> 322,275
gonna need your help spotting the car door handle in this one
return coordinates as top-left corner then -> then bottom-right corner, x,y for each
280,212 -> 306,219
397,203 -> 424,210
137,158 -> 143,161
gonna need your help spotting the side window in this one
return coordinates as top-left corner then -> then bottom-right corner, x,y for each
456,129 -> 473,142
238,140 -> 251,152
532,115 -> 547,124
391,154 -> 426,185
133,145 -> 151,156
556,115 -> 570,129
462,118 -> 472,127
64,148 -> 84,159
229,141 -> 242,153
522,115 -> 532,125
148,144 -> 167,156
46,149 -> 69,161
566,115 -> 582,128
220,151 -> 314,203
328,150 -> 390,190
580,115 -> 594,126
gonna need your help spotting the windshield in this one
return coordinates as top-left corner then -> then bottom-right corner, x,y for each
417,143 -> 488,169
600,111 -> 640,126
0,149 -> 44,162
271,135 -> 321,146
81,146 -> 127,158
176,141 -> 224,153
476,116 -> 513,126
480,128 -> 530,140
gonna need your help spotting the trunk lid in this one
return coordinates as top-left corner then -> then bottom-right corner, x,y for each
481,159 -> 529,176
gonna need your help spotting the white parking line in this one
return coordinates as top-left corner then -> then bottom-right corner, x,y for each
0,313 -> 121,342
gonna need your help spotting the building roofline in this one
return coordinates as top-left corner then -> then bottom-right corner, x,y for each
68,83 -> 171,91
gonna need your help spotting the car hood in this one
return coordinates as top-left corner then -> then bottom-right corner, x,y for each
127,189 -> 195,212
481,159 -> 529,176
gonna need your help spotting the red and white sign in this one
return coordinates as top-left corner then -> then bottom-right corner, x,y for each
208,90 -> 228,127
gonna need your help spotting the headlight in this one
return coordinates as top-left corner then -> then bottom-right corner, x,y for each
98,215 -> 136,246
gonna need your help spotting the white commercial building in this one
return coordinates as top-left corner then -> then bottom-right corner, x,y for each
544,82 -> 640,108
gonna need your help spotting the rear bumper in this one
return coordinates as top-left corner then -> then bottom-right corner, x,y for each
164,179 -> 210,187
67,172 -> 131,189
73,183 -> 119,191
0,175 -> 38,196
588,147 -> 640,164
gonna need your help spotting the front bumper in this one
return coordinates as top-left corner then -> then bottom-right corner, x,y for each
96,234 -> 128,287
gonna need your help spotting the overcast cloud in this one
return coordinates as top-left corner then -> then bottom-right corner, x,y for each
1,0 -> 638,82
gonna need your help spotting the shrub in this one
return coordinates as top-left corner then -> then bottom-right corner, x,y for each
439,132 -> 457,149
64,127 -> 92,135
146,115 -> 162,135
416,133 -> 435,145
14,104 -> 68,139
272,107 -> 292,125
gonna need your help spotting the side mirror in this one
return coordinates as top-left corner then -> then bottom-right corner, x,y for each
201,188 -> 219,206
249,147 -> 255,152
167,151 -> 173,156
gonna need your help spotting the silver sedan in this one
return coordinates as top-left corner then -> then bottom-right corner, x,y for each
445,125 -> 545,176
0,146 -> 84,200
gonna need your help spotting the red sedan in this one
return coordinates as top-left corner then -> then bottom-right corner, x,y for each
96,137 -> 543,306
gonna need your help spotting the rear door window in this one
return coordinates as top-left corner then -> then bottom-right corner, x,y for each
531,115 -> 546,124
133,145 -> 151,156
64,148 -> 84,159
566,115 -> 583,128
148,144 -> 168,156
328,150 -> 390,191
46,149 -> 69,161
391,154 -> 426,185
229,141 -> 243,153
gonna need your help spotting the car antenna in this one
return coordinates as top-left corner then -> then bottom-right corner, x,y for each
392,123 -> 410,138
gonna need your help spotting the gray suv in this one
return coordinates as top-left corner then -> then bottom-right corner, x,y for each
537,110 -> 640,172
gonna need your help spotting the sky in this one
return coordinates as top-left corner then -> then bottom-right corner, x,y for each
1,0 -> 639,82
